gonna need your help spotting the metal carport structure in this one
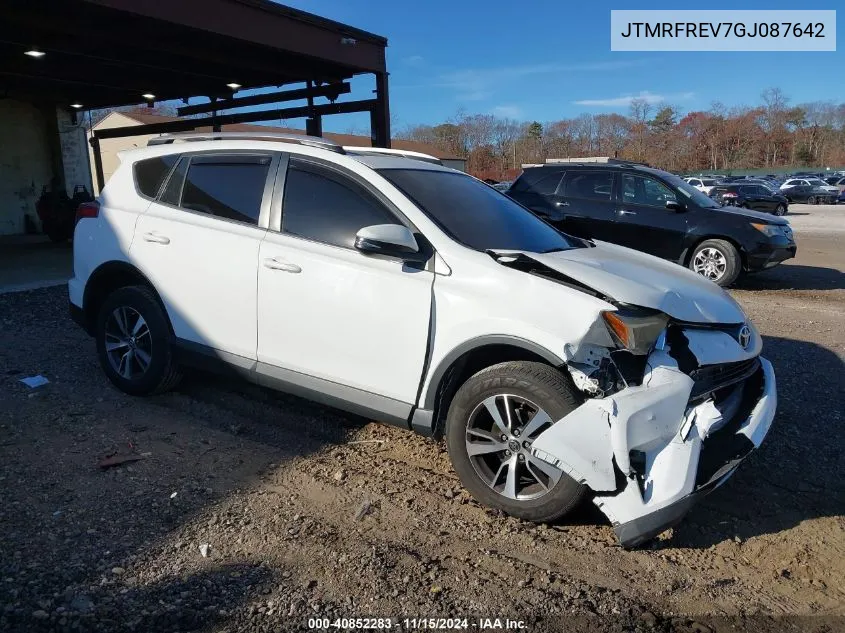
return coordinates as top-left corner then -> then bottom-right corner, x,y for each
1,0 -> 391,192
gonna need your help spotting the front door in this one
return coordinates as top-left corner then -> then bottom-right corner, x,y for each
130,152 -> 277,360
613,172 -> 690,262
257,156 -> 433,411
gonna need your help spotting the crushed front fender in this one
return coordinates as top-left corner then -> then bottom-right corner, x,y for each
530,332 -> 777,547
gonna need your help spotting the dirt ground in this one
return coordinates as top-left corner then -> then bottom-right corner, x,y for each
1,210 -> 843,633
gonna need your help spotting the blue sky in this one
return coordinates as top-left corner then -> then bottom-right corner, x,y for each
278,0 -> 842,132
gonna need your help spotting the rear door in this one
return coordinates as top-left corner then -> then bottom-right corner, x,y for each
131,151 -> 278,360
555,170 -> 617,240
613,172 -> 689,261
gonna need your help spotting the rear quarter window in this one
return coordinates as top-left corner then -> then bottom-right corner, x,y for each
133,155 -> 178,199
511,170 -> 564,195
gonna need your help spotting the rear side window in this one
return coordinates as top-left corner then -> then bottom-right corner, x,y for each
134,155 -> 178,199
180,155 -> 271,225
563,171 -> 614,201
511,170 -> 564,195
282,159 -> 400,249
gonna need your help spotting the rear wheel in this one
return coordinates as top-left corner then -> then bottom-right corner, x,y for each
774,204 -> 787,216
445,361 -> 587,522
690,239 -> 741,287
95,285 -> 181,395
807,196 -> 816,205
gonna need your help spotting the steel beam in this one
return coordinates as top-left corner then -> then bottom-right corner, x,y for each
176,82 -> 351,117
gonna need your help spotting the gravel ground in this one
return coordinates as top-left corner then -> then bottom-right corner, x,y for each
1,218 -> 843,633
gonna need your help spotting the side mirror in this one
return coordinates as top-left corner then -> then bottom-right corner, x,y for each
665,200 -> 685,212
355,224 -> 421,259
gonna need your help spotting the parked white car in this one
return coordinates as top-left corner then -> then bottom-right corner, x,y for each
683,177 -> 720,195
780,178 -> 839,194
69,132 -> 776,548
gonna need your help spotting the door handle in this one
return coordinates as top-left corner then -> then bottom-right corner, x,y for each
618,209 -> 637,216
263,257 -> 301,273
142,232 -> 170,245
554,201 -> 570,207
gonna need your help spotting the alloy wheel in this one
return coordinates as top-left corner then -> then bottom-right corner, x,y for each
693,247 -> 727,281
465,394 -> 562,501
775,204 -> 786,216
104,306 -> 152,380
807,196 -> 816,205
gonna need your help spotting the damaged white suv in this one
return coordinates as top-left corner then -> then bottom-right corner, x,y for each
70,133 -> 776,547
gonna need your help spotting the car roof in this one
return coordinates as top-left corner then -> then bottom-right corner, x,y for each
349,154 -> 457,172
116,139 -> 458,174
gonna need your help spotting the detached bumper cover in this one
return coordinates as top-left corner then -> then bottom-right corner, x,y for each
531,328 -> 776,548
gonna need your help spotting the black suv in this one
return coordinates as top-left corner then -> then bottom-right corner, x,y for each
709,183 -> 789,216
507,163 -> 796,286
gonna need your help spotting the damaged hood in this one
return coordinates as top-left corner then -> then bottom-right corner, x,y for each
519,241 -> 746,324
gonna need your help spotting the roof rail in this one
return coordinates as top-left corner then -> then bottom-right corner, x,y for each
343,146 -> 443,165
147,131 -> 345,153
544,157 -> 650,168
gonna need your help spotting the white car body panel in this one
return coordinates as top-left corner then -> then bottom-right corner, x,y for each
257,230 -> 433,405
131,201 -> 266,360
518,241 -> 747,324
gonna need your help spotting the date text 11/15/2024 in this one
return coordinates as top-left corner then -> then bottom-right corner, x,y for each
307,618 -> 528,630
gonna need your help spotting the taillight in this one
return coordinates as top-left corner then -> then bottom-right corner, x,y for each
75,201 -> 99,225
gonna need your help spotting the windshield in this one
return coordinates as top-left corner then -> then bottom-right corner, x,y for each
663,173 -> 721,208
377,169 -> 578,252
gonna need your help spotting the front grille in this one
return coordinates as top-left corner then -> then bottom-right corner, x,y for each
688,357 -> 760,401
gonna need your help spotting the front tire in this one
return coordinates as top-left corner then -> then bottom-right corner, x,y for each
95,285 -> 181,396
690,239 -> 741,287
445,361 -> 588,522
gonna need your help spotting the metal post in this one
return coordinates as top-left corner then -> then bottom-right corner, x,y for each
306,116 -> 322,137
305,81 -> 322,137
212,98 -> 221,133
372,72 -> 390,148
90,135 -> 105,193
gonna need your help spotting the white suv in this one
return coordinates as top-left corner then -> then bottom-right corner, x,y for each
70,133 -> 776,547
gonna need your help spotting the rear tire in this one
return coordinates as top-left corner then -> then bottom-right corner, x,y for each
445,361 -> 588,523
807,196 -> 816,205
689,239 -> 741,287
774,204 -> 787,216
95,285 -> 181,396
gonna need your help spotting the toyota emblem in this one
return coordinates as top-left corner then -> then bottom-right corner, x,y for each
738,324 -> 752,350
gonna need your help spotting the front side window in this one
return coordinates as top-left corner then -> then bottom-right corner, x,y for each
134,155 -> 178,199
562,171 -> 614,201
621,174 -> 677,207
377,168 -> 578,253
180,155 -> 271,225
282,159 -> 400,249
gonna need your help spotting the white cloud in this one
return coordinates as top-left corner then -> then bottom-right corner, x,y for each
403,55 -> 425,67
573,91 -> 694,107
492,105 -> 522,118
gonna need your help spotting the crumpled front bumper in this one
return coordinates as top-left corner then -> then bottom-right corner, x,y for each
531,330 -> 776,548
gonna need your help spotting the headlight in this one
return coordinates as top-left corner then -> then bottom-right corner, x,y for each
601,307 -> 669,355
751,223 -> 788,238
